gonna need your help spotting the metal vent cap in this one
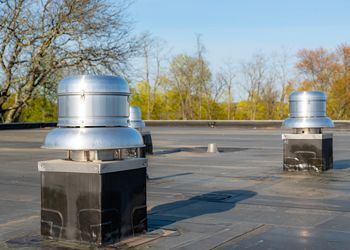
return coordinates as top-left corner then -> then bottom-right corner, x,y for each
58,75 -> 130,127
283,91 -> 334,128
129,106 -> 145,129
42,127 -> 144,150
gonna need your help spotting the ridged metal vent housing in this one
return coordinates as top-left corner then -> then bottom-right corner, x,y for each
129,106 -> 145,129
58,75 -> 130,127
42,75 -> 144,154
282,91 -> 334,129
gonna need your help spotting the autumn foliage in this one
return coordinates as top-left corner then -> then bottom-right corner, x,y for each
1,2 -> 349,122
296,45 -> 350,119
128,44 -> 350,121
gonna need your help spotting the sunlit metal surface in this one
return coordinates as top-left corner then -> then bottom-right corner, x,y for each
299,229 -> 311,238
282,91 -> 334,128
283,117 -> 334,129
67,149 -> 117,161
42,127 -> 144,150
129,106 -> 145,129
44,75 -> 145,152
58,75 -> 130,127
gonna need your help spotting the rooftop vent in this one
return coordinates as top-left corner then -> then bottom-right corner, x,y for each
282,91 -> 334,130
282,91 -> 333,172
42,75 -> 144,161
129,106 -> 145,129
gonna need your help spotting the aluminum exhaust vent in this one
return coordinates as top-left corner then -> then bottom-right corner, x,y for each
38,75 -> 148,244
129,106 -> 145,129
282,91 -> 334,131
42,75 -> 144,161
282,91 -> 334,172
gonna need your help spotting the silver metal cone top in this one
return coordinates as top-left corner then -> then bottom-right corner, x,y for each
58,75 -> 130,127
42,127 -> 144,150
282,91 -> 334,128
44,75 -> 145,151
129,106 -> 145,129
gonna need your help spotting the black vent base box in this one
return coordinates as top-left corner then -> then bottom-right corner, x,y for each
282,133 -> 333,172
142,131 -> 153,155
38,158 -> 147,245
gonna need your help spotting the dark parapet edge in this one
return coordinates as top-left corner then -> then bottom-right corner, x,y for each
0,122 -> 57,130
145,120 -> 283,128
145,120 -> 350,130
1,120 -> 350,130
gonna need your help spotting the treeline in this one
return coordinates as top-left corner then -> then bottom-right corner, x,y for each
20,43 -> 350,122
130,38 -> 350,120
1,1 -> 350,122
0,0 -> 138,123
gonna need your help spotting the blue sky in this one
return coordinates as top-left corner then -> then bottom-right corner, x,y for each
130,0 -> 350,70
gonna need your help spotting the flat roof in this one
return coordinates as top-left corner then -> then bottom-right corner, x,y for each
1,127 -> 350,249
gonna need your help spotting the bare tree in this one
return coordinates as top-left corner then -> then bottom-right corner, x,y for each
216,61 -> 236,119
0,0 -> 139,122
138,32 -> 168,120
261,81 -> 279,120
241,54 -> 267,120
169,53 -> 211,120
206,75 -> 225,120
140,32 -> 152,120
169,54 -> 194,120
196,34 -> 206,119
270,49 -> 293,119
